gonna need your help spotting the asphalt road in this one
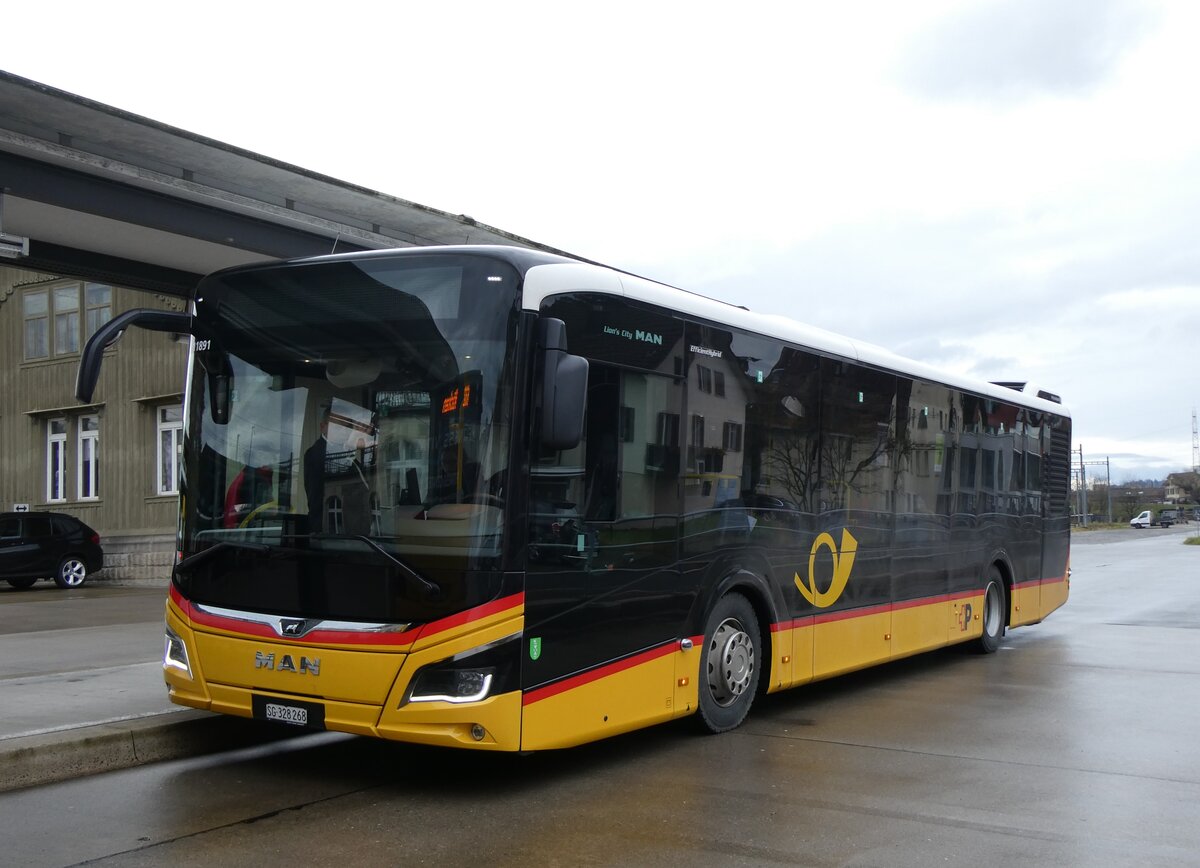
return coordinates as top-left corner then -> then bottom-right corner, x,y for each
0,582 -> 173,739
1,527 -> 1198,867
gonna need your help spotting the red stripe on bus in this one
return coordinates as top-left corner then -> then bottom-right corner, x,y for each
768,586 -> 1003,632
523,640 -> 678,706
172,585 -> 523,648
414,592 -> 525,643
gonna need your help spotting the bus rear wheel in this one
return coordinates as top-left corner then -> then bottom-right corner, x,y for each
975,567 -> 1007,654
697,592 -> 760,733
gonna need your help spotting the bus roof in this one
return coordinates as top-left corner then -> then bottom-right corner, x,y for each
224,244 -> 1069,418
516,253 -> 1071,419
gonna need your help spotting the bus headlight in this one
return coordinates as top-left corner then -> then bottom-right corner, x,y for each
409,667 -> 495,704
404,635 -> 520,705
164,625 -> 192,678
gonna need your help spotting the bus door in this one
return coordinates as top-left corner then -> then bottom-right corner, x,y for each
521,362 -> 686,749
812,361 -> 897,679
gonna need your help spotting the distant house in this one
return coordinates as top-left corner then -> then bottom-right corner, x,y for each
1166,472 -> 1200,504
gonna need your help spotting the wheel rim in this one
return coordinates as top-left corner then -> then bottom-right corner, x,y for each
983,581 -> 1002,637
707,618 -> 755,707
60,560 -> 86,587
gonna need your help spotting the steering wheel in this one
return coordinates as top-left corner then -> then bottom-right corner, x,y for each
239,500 -> 285,528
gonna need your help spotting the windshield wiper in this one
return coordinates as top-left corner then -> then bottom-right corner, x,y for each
280,534 -> 442,599
176,540 -> 272,574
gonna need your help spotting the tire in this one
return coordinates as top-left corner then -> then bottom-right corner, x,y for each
54,556 -> 89,589
697,592 -> 761,733
975,567 -> 1007,654
5,576 -> 38,590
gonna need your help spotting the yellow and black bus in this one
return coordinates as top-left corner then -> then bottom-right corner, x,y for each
77,246 -> 1070,751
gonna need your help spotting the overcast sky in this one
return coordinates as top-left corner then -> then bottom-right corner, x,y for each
6,0 -> 1199,482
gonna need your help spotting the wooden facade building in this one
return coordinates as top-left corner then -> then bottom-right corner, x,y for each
0,265 -> 187,579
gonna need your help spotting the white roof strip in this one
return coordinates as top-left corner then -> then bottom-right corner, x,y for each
521,261 -> 1069,418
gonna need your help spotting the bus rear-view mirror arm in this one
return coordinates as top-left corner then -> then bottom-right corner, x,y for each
75,308 -> 194,402
538,317 -> 588,451
77,307 -> 234,425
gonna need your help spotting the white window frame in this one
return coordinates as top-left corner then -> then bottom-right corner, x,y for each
78,415 -> 100,501
157,404 -> 184,495
47,418 -> 67,503
327,495 -> 344,533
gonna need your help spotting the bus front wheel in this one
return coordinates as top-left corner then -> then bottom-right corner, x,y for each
697,592 -> 760,733
975,567 -> 1007,654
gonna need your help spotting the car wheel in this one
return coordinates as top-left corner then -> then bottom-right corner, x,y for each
54,556 -> 89,589
975,567 -> 1007,654
5,577 -> 38,590
697,592 -> 761,733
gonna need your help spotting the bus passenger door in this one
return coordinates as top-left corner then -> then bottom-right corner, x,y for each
522,363 -> 686,750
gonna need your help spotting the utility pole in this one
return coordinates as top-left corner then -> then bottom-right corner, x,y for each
1193,408 -> 1198,473
1078,444 -> 1088,526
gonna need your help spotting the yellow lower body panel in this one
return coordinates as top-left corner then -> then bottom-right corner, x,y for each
892,599 -> 951,657
1010,582 -> 1042,627
1041,574 -> 1069,618
813,609 -> 892,680
375,691 -> 522,750
521,650 -> 678,751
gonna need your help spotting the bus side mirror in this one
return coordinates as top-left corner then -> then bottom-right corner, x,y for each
538,318 -> 588,451
76,309 -> 194,402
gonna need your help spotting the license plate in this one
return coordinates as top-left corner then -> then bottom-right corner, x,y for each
252,695 -> 325,729
266,703 -> 307,725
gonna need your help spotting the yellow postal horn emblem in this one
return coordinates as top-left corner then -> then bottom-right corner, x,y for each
795,528 -> 858,608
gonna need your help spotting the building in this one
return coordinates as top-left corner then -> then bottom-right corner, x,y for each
0,70 -> 569,580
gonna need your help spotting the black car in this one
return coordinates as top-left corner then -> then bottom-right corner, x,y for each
0,512 -> 104,589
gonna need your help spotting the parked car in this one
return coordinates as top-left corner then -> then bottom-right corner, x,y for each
1130,510 -> 1152,529
1157,510 -> 1177,528
0,512 -> 104,589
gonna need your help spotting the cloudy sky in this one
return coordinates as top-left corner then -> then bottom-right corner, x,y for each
6,0 -> 1199,482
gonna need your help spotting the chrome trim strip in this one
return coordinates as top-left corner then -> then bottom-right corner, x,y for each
448,631 -> 522,663
193,602 -> 411,638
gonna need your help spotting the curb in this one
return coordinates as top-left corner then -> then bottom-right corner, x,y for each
0,710 -> 299,793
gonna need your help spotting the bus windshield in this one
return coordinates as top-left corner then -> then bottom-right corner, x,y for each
176,253 -> 522,624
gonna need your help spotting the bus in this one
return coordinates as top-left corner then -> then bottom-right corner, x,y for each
76,245 -> 1071,751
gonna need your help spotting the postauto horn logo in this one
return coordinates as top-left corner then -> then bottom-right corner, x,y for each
794,529 -> 858,608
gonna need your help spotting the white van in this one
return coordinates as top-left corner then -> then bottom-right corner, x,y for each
1130,510 -> 1152,529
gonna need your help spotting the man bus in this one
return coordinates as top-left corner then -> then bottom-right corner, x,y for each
77,246 -> 1070,751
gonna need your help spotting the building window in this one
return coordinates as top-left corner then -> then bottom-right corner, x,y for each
723,421 -> 743,452
24,290 -> 49,360
657,411 -> 680,446
23,282 -> 113,360
326,496 -> 344,534
47,418 -> 67,502
714,371 -> 725,397
690,414 -> 706,449
619,406 -> 635,443
85,283 -> 113,339
697,365 -> 713,393
78,415 -> 100,500
54,286 -> 81,355
157,405 -> 183,495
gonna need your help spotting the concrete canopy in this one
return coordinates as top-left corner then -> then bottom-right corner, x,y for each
0,70 -> 574,295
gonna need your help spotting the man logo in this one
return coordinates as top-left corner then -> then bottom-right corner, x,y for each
255,651 -> 321,675
794,528 -> 859,608
280,619 -> 307,636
